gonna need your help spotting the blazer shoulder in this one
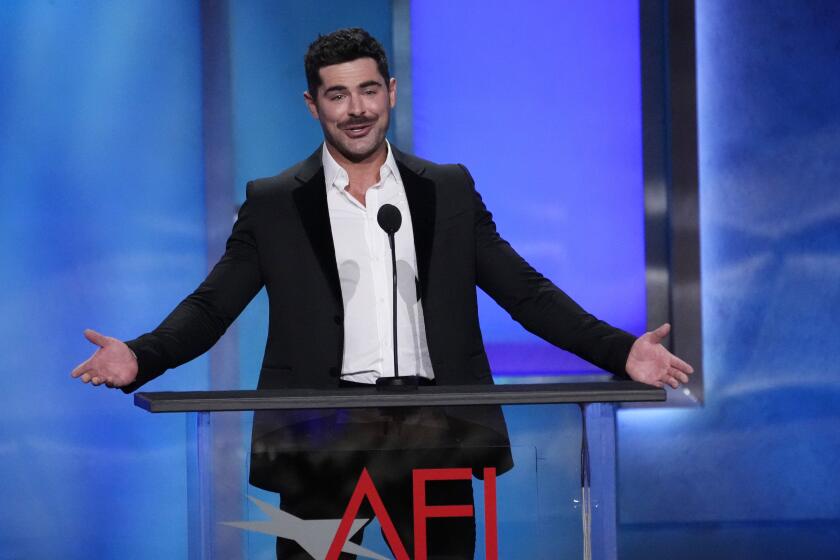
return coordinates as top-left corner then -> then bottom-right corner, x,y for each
245,156 -> 316,200
394,149 -> 473,187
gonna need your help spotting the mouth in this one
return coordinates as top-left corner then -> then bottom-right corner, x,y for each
341,121 -> 374,139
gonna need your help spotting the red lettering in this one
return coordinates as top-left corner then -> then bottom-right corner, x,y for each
412,468 -> 474,560
326,468 -> 409,560
327,466 -> 500,560
482,468 -> 498,560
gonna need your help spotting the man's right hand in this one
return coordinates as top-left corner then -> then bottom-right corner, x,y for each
70,329 -> 139,388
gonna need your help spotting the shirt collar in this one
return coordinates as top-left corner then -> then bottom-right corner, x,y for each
322,140 -> 398,192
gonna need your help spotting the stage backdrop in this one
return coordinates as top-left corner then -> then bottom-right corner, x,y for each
410,0 -> 646,377
0,1 -> 206,557
618,2 -> 840,558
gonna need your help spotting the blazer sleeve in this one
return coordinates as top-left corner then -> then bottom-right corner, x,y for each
121,183 -> 264,392
463,165 -> 636,377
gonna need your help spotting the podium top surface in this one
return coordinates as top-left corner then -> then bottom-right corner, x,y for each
134,380 -> 664,413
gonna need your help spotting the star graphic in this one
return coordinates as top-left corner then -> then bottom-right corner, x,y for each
221,495 -> 391,560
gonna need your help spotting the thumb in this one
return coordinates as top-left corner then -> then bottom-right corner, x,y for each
83,329 -> 109,348
650,323 -> 671,342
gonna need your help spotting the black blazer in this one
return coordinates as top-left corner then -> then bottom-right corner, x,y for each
123,147 -> 635,487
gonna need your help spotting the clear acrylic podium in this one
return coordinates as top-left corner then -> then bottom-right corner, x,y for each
135,381 -> 663,560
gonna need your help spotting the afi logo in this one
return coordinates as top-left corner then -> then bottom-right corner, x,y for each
326,467 -> 499,560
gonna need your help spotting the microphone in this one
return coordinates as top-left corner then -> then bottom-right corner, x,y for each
377,203 -> 402,236
375,204 -> 420,390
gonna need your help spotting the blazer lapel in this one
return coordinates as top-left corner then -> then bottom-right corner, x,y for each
292,148 -> 343,307
394,148 -> 436,299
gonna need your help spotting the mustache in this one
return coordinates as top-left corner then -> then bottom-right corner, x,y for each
339,117 -> 376,129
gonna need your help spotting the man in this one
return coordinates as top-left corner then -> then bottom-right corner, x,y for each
72,28 -> 692,558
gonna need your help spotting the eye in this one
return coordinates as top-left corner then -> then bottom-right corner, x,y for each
330,93 -> 346,101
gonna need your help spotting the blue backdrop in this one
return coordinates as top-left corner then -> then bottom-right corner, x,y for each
618,2 -> 840,558
411,0 -> 646,376
0,1 -> 206,557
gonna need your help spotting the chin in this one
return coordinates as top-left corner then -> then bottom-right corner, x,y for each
340,139 -> 385,163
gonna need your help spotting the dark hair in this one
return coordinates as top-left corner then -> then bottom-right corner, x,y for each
304,28 -> 390,97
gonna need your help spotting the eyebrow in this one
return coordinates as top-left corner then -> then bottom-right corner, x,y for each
323,85 -> 348,95
322,80 -> 383,95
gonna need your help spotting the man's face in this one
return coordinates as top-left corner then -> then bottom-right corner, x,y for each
304,57 -> 396,164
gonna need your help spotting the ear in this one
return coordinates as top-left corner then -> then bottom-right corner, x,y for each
303,90 -> 320,120
388,77 -> 397,109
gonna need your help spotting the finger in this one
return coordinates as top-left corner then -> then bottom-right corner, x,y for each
71,358 -> 93,378
84,329 -> 109,348
670,355 -> 694,374
80,373 -> 92,383
670,368 -> 689,384
666,376 -> 680,389
650,323 -> 671,343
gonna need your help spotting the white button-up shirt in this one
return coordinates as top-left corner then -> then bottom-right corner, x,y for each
323,142 -> 434,383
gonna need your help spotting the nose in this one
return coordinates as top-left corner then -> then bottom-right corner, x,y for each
348,93 -> 365,116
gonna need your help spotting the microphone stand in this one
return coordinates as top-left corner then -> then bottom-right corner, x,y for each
376,205 -> 420,390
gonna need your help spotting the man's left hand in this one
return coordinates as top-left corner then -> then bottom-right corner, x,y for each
625,323 -> 694,389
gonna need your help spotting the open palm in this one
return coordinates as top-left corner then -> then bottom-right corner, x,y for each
625,323 -> 694,389
70,329 -> 138,388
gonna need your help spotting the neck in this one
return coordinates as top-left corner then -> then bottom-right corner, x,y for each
326,141 -> 389,205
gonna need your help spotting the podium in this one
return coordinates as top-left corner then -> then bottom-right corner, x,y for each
136,381 -> 663,559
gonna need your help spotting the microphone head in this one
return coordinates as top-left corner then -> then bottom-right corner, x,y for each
377,203 -> 402,235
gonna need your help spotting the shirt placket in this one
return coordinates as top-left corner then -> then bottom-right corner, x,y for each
366,185 -> 392,376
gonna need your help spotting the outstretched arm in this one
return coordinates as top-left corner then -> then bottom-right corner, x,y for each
467,169 -> 693,386
472,189 -> 635,376
71,188 -> 264,392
